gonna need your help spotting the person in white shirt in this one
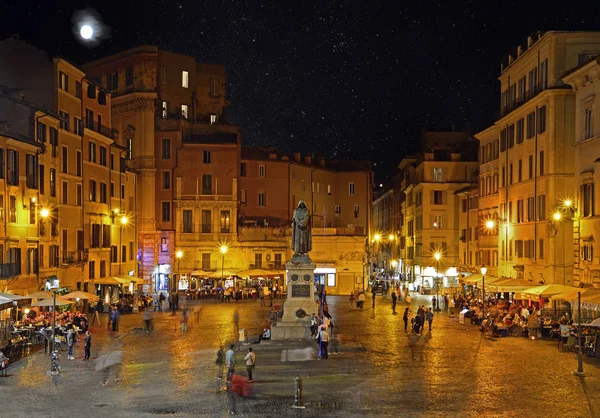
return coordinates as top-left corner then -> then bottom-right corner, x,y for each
244,347 -> 256,382
319,327 -> 330,359
225,345 -> 236,382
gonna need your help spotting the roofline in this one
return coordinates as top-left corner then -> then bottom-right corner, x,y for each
562,56 -> 600,83
53,57 -> 86,78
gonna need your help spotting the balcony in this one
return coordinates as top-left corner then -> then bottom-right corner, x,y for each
61,250 -> 88,265
0,263 -> 20,278
85,120 -> 117,140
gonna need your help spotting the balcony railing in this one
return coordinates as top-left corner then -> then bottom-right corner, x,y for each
85,119 -> 117,139
0,263 -> 20,278
61,250 -> 88,265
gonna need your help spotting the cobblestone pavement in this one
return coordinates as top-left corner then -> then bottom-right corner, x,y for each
3,293 -> 600,417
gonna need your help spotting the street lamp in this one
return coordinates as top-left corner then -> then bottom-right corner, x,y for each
220,244 -> 229,283
485,220 -> 495,230
175,250 -> 183,291
480,265 -> 487,323
434,252 -> 441,311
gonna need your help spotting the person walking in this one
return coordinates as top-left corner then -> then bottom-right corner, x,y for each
67,329 -> 75,360
180,309 -> 188,333
143,310 -> 152,332
391,291 -> 397,314
83,331 -> 92,360
319,326 -> 330,359
244,347 -> 256,382
225,344 -> 236,382
349,292 -> 355,308
358,292 -> 366,310
216,345 -> 225,379
372,291 -> 376,308
426,308 -> 434,331
432,296 -> 437,311
402,308 -> 409,331
414,314 -> 423,335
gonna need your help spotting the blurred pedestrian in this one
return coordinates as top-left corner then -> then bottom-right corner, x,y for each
357,292 -> 365,310
426,308 -> 434,331
319,326 -> 330,359
349,292 -> 355,308
67,329 -> 75,360
143,310 -> 152,332
225,344 -> 236,382
391,291 -> 397,314
244,347 -> 256,382
216,345 -> 225,379
84,331 -> 92,360
402,308 -> 409,331
413,314 -> 422,335
372,291 -> 376,308
180,309 -> 188,333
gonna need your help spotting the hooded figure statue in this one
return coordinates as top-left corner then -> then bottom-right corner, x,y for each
292,200 -> 312,254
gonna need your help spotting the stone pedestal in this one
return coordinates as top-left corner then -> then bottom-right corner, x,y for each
271,254 -> 318,340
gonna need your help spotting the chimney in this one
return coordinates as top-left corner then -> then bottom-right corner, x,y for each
527,36 -> 534,47
318,157 -> 325,168
304,155 -> 312,165
294,152 -> 301,162
268,153 -> 277,160
517,45 -> 523,57
508,54 -> 513,65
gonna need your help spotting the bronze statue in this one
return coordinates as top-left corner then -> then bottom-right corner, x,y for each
292,200 -> 311,254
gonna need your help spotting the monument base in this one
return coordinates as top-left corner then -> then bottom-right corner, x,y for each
271,257 -> 319,341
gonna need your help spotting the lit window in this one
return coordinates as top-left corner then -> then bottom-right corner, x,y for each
259,165 -> 265,177
181,104 -> 188,119
161,101 -> 167,118
210,114 -> 217,125
349,182 -> 355,195
182,71 -> 189,88
433,168 -> 443,182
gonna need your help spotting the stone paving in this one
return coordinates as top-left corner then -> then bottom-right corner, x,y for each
2,293 -> 600,417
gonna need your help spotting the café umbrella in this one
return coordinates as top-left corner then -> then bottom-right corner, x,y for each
26,291 -> 54,299
32,297 -> 74,307
62,291 -> 99,300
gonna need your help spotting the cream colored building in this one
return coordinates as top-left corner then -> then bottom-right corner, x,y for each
478,31 -> 600,286
0,37 -> 138,297
563,56 -> 600,286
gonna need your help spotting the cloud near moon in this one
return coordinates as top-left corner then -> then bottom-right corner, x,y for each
72,8 -> 110,47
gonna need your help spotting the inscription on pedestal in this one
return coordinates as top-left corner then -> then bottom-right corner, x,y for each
291,284 -> 311,297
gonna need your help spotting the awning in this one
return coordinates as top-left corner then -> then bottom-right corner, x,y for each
460,274 -> 502,286
112,276 -> 144,285
521,284 -> 576,300
552,288 -> 600,304
238,269 -> 284,277
485,278 -> 538,292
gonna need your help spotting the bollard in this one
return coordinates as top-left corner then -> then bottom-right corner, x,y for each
292,376 -> 305,408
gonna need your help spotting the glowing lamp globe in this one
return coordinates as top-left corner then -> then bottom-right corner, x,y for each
80,25 -> 94,40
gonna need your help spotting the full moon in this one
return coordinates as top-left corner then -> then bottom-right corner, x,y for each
80,24 -> 94,39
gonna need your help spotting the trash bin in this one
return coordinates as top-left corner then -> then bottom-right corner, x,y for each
459,309 -> 469,325
238,329 -> 247,343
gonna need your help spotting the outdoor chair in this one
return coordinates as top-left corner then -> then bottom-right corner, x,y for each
562,336 -> 576,352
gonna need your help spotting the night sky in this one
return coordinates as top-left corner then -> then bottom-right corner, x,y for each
2,1 -> 600,182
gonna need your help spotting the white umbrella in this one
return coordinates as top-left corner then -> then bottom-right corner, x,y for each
31,298 -> 73,307
587,318 -> 600,327
62,291 -> 99,300
0,293 -> 28,301
26,291 -> 54,299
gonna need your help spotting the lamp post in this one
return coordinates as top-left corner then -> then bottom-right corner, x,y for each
480,265 -> 487,322
575,284 -> 585,376
119,215 -> 129,276
434,252 -> 441,311
220,244 -> 228,285
175,250 -> 183,292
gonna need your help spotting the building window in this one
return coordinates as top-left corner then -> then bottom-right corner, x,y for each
111,245 -> 118,263
91,224 -> 100,248
508,124 -> 515,148
433,215 -> 442,229
100,182 -> 107,203
49,168 -> 56,197
354,205 -> 360,218
162,171 -> 171,189
220,210 -> 231,233
182,71 -> 189,88
209,78 -> 220,96
59,111 -> 70,131
89,260 -> 95,279
509,164 -> 513,185
327,184 -> 331,195
259,165 -> 266,177
76,183 -> 82,206
161,101 -> 167,118
110,182 -> 115,198
99,146 -> 107,166
539,239 -> 545,259
527,197 -> 535,222
203,150 -> 211,164
584,107 -> 594,140
38,164 -> 44,194
202,253 -> 211,270
517,199 -> 524,223
527,111 -> 536,138
433,190 -> 443,205
433,167 -> 443,182
202,210 -> 211,233
537,194 -> 546,220
258,192 -> 266,207
162,138 -> 171,159
240,189 -> 247,205
62,181 -> 68,204
89,180 -> 96,201
254,253 -> 263,269
582,183 -> 594,217
161,67 -> 167,84
9,195 -> 16,223
89,141 -> 96,163
76,150 -> 82,176
539,151 -> 544,176
162,202 -> 171,222
181,105 -> 188,119
125,67 -> 133,86
74,117 -> 83,135
37,122 -> 47,142
240,163 -> 247,177
210,114 -> 217,125
516,119 -> 524,144
274,254 -> 282,269
518,159 -> 522,182
202,174 -> 212,194
121,184 -> 125,199
129,241 -> 134,261
537,106 -> 546,134
161,237 -> 168,252
25,154 -> 38,189
500,129 -> 507,151
528,155 -> 533,179
583,244 -> 594,261
107,72 -> 118,91
59,71 -> 68,91
121,246 -> 126,263
182,210 -> 193,233
335,205 -> 341,214
349,182 -> 355,195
